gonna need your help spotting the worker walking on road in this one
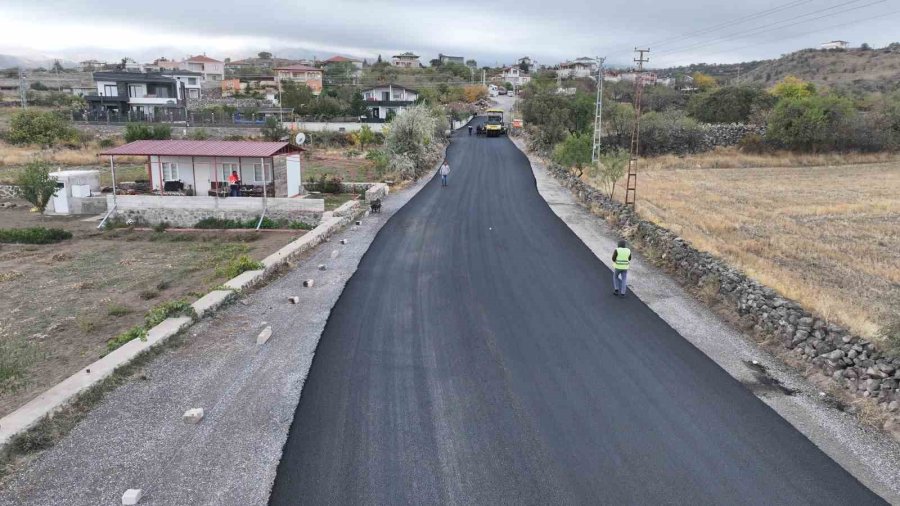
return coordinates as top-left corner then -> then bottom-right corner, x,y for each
440,160 -> 450,187
612,240 -> 632,297
468,124 -> 473,135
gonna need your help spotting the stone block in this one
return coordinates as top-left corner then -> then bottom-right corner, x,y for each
288,296 -> 300,304
257,326 -> 273,345
182,408 -> 204,424
122,489 -> 143,505
303,279 -> 315,288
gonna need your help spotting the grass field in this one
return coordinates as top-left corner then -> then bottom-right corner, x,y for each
610,160 -> 900,344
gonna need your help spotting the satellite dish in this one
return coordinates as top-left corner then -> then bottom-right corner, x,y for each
294,132 -> 306,145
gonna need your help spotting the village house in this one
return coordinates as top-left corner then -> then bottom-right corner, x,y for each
360,84 -> 419,121
501,67 -> 531,87
274,64 -> 323,95
86,71 -> 187,118
391,52 -> 421,68
180,55 -> 225,82
821,40 -> 850,50
557,57 -> 598,79
79,59 -> 107,72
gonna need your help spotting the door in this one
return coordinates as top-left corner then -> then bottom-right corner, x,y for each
372,107 -> 380,119
195,162 -> 211,195
52,182 -> 68,214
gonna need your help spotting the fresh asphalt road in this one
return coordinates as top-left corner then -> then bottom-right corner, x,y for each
269,120 -> 885,505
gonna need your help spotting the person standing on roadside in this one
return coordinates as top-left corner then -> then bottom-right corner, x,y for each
612,240 -> 632,297
440,160 -> 450,187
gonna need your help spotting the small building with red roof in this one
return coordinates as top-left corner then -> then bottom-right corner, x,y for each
181,54 -> 225,82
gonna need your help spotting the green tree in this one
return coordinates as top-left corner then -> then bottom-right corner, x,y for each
466,59 -> 477,68
590,149 -> 629,198
766,94 -> 856,151
258,51 -> 272,59
642,84 -> 685,113
551,132 -> 592,171
124,123 -> 171,142
356,125 -> 376,148
687,85 -> 774,123
52,60 -> 65,73
349,91 -> 367,117
280,80 -> 315,114
16,160 -> 59,214
7,110 -> 77,147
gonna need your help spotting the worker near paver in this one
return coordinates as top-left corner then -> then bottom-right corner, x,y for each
612,240 -> 632,297
440,160 -> 450,187
228,170 -> 241,197
468,124 -> 473,135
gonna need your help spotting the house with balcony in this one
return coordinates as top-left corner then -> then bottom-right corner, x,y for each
180,55 -> 224,82
501,67 -> 531,87
391,52 -> 421,68
360,84 -> 419,121
165,70 -> 203,100
85,72 -> 188,118
557,58 -> 597,79
274,64 -> 323,95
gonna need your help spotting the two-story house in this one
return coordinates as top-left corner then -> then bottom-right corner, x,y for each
391,52 -> 421,68
439,54 -> 465,65
86,72 -> 186,118
501,67 -> 531,87
180,55 -> 224,82
165,70 -> 203,100
360,84 -> 419,120
274,64 -> 323,95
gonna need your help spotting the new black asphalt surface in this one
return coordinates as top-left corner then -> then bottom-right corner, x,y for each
270,121 -> 885,505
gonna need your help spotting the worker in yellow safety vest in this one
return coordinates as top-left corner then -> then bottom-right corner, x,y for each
612,240 -> 632,297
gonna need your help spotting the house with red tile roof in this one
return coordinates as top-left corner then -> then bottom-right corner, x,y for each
274,64 -> 324,95
180,54 -> 225,82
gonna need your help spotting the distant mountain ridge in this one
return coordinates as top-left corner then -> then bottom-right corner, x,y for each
0,54 -> 78,70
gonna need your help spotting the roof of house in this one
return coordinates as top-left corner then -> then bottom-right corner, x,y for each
93,71 -> 176,83
325,55 -> 361,63
360,83 -> 419,93
100,140 -> 303,157
274,64 -> 322,72
393,52 -> 419,58
162,70 -> 203,77
185,54 -> 222,63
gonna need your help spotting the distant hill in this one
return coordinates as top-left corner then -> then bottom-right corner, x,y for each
738,44 -> 900,93
653,60 -> 768,81
0,54 -> 77,70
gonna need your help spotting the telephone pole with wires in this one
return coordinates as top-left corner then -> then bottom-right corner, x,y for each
18,67 -> 28,109
625,48 -> 649,208
591,56 -> 606,163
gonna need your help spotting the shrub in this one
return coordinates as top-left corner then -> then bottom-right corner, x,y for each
766,95 -> 856,152
687,86 -> 774,124
187,128 -> 210,140
98,137 -> 117,148
261,117 -> 288,141
366,149 -> 390,176
384,105 -> 445,179
591,149 -> 630,198
770,75 -> 816,99
15,160 -> 61,214
7,110 -> 77,146
0,227 -> 72,244
220,254 -> 263,279
638,110 -> 705,155
738,133 -> 770,154
145,299 -> 195,328
139,290 -> 159,300
124,123 -> 171,142
106,326 -> 147,353
107,304 -> 132,317
306,173 -> 343,193
552,132 -> 593,170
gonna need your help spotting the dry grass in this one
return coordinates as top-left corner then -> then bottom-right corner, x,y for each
641,147 -> 900,171
304,148 -> 379,182
604,156 -> 900,344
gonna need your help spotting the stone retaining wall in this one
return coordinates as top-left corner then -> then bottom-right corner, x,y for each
76,124 -> 263,139
107,195 -> 324,228
546,161 -> 900,409
703,123 -> 766,149
0,185 -> 19,199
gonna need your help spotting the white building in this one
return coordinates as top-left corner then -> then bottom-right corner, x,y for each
821,40 -> 850,50
180,55 -> 225,82
557,57 -> 598,79
361,84 -> 419,120
166,70 -> 203,100
501,67 -> 531,87
391,52 -> 421,68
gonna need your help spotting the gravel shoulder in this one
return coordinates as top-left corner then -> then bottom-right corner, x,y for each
515,137 -> 900,504
0,175 -> 432,505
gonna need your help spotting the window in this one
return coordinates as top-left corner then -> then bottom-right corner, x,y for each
188,78 -> 197,85
162,162 -> 179,181
253,162 -> 272,182
103,84 -> 117,97
128,84 -> 142,98
392,90 -> 404,100
221,163 -> 238,181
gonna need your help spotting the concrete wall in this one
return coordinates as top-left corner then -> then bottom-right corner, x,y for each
107,194 -> 324,228
285,121 -> 386,133
545,161 -> 900,407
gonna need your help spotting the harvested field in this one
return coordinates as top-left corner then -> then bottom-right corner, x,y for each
0,202 -> 302,417
613,161 -> 900,344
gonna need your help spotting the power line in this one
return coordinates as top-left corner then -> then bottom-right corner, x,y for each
655,0 -> 886,57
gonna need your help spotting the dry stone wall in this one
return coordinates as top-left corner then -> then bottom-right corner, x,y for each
546,161 -> 900,409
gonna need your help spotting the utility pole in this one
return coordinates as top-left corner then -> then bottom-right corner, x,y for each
591,56 -> 606,163
482,69 -> 486,86
18,67 -> 27,109
625,48 -> 650,209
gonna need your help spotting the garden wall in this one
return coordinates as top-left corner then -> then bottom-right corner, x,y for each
0,185 -> 19,199
546,161 -> 900,408
107,195 -> 324,228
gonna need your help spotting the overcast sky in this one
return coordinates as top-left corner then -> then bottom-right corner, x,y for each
0,0 -> 898,68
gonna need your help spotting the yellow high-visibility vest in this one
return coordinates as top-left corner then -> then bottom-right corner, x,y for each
615,247 -> 631,270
